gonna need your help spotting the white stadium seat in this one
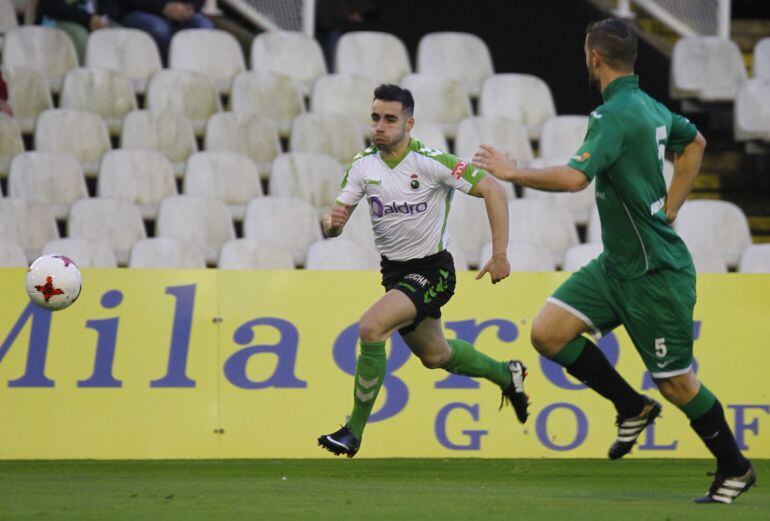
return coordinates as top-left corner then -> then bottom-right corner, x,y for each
269,152 -> 343,218
184,151 -> 263,221
447,192 -> 491,269
0,198 -> 59,261
289,112 -> 365,165
0,239 -> 27,267
410,121 -> 449,151
8,152 -> 87,219
97,149 -> 177,219
539,115 -> 589,161
447,247 -> 469,271
417,32 -> 493,98
229,71 -> 304,138
218,238 -> 294,270
562,243 -> 603,272
121,110 -> 198,177
34,108 -> 110,177
243,197 -> 322,267
479,241 -> 556,272
2,26 -> 77,93
146,69 -> 221,136
156,195 -> 235,265
59,67 -> 137,135
305,238 -> 380,270
507,199 -> 578,267
479,74 -> 557,140
739,244 -> 770,273
86,28 -> 162,94
523,158 -> 596,226
674,200 -> 752,269
42,238 -> 117,268
204,112 -> 281,179
68,198 -> 146,265
3,66 -> 53,134
454,116 -> 533,166
310,73 -> 377,135
0,113 -> 23,177
169,29 -> 245,94
688,242 -> 728,274
754,37 -> 770,80
671,36 -> 747,102
0,0 -> 18,44
338,203 -> 378,257
336,31 -> 411,85
251,31 -> 327,97
129,237 -> 205,269
734,78 -> 770,142
400,73 -> 471,139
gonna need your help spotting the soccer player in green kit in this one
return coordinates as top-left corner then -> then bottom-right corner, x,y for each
473,19 -> 755,504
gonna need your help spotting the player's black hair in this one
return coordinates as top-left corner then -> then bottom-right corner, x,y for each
586,18 -> 638,71
373,83 -> 415,115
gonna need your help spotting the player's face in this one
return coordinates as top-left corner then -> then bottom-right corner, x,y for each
585,37 -> 600,89
371,99 -> 413,152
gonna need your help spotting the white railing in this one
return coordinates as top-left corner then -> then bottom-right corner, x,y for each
615,0 -> 731,39
207,0 -> 316,35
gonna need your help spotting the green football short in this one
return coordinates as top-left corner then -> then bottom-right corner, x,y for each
549,258 -> 697,378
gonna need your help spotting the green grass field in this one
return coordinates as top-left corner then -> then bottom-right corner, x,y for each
0,459 -> 766,520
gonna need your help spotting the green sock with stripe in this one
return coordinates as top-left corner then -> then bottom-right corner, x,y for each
443,338 -> 511,389
346,341 -> 387,440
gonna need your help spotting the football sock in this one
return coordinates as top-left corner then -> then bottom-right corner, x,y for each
443,338 -> 511,389
685,386 -> 750,476
553,336 -> 646,418
346,341 -> 387,440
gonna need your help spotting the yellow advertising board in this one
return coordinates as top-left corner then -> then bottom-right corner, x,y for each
0,269 -> 768,459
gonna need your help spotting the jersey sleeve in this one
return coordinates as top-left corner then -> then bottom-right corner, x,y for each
335,162 -> 365,207
424,150 -> 486,194
667,112 -> 698,154
567,111 -> 623,180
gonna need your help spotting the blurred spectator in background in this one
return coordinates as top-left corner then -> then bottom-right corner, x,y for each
39,0 -> 124,63
120,0 -> 213,64
316,0 -> 377,70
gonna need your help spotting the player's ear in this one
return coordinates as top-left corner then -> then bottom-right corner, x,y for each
592,49 -> 602,69
405,115 -> 414,133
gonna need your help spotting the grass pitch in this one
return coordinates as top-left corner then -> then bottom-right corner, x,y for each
0,459 -> 766,520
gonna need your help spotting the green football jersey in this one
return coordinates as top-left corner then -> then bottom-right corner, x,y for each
568,75 -> 698,280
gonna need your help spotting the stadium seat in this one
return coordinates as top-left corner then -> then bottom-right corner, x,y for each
539,116 -> 589,161
204,112 -> 280,179
146,69 -> 221,136
169,29 -> 245,95
34,108 -> 111,177
410,121 -> 449,151
184,151 -> 263,220
243,197 -> 322,267
400,73 -> 471,139
454,116 -> 533,166
0,0 -> 18,48
250,31 -> 327,97
335,31 -> 411,85
507,199 -> 578,267
2,26 -> 77,93
59,67 -> 138,135
121,110 -> 198,177
85,28 -> 162,94
688,242 -> 728,274
674,200 -> 752,269
229,70 -> 304,138
289,112 -> 365,165
0,198 -> 59,261
446,247 -> 468,271
337,203 -> 378,256
671,36 -> 747,101
479,74 -> 557,140
156,195 -> 235,265
523,158 -> 595,226
68,198 -> 146,265
416,32 -> 493,98
734,78 -> 770,142
129,237 -> 205,269
3,66 -> 53,134
562,243 -> 603,272
310,73 -> 377,135
218,238 -> 294,269
8,152 -> 87,219
97,149 -> 177,219
754,37 -> 770,80
447,193 -> 491,269
269,152 -> 343,218
41,238 -> 117,268
305,238 -> 380,270
0,239 -> 27,267
479,241 -> 556,272
739,244 -> 770,273
0,113 -> 23,177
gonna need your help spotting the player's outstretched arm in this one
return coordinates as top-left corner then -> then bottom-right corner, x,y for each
322,202 -> 352,237
470,175 -> 510,284
665,131 -> 706,224
472,144 -> 588,192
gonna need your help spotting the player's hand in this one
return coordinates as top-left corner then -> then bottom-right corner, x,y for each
324,204 -> 350,237
473,145 -> 516,181
476,253 -> 510,284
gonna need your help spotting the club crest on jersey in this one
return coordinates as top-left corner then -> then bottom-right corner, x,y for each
450,160 -> 468,180
369,196 -> 428,218
571,151 -> 591,162
410,173 -> 420,190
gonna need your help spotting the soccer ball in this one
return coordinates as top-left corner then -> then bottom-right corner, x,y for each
25,254 -> 82,311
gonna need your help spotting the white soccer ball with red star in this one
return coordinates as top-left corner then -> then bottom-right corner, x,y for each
25,254 -> 82,311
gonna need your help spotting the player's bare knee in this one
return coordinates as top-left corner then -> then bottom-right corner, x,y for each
530,323 -> 565,357
419,352 -> 449,369
358,314 -> 387,343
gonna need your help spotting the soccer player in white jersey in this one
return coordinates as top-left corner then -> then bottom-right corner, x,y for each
317,84 -> 530,457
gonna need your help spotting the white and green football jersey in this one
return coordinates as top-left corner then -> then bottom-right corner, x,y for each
336,138 -> 486,261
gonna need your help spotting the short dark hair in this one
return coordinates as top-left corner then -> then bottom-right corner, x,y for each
586,18 -> 637,71
373,83 -> 414,115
